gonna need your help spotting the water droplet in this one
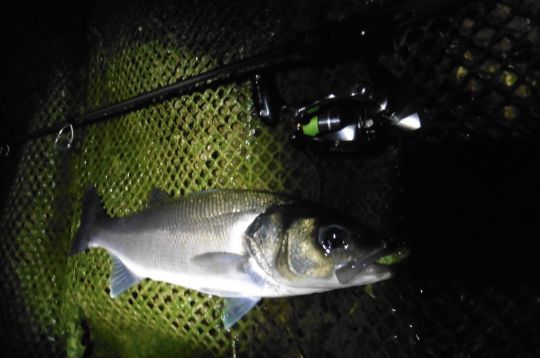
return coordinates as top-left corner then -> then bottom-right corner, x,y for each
231,332 -> 238,358
365,119 -> 374,128
249,128 -> 260,137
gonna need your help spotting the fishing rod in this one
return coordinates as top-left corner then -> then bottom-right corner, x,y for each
0,0 -> 462,156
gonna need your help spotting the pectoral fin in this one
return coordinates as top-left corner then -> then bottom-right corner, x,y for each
191,252 -> 248,274
222,297 -> 261,330
110,255 -> 141,298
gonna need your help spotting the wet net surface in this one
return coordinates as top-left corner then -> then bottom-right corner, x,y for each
387,0 -> 540,140
1,0 -> 540,357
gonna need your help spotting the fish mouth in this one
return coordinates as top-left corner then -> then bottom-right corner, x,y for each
335,248 -> 390,285
345,263 -> 392,286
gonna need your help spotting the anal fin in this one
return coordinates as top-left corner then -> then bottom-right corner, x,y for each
110,254 -> 141,298
222,297 -> 261,330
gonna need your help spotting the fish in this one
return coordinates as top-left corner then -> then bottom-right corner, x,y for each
70,186 -> 392,329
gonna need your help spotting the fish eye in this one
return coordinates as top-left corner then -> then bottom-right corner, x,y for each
318,225 -> 350,256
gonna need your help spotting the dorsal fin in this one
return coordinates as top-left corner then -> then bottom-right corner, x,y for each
148,188 -> 172,206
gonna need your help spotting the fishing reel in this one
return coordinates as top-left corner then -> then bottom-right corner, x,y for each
252,72 -> 423,152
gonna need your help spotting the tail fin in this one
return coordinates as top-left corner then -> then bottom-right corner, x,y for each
71,186 -> 107,255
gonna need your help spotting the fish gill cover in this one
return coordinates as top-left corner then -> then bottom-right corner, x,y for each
1,0 -> 540,357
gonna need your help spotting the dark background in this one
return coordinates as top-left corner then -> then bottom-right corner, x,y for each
0,2 -> 89,210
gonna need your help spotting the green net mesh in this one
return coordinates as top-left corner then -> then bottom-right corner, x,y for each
1,0 -> 540,357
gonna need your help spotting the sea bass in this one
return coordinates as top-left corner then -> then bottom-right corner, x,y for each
71,187 -> 392,328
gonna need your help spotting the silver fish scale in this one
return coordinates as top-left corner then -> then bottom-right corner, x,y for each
92,190 -> 292,292
169,190 -> 285,221
105,190 -> 286,232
